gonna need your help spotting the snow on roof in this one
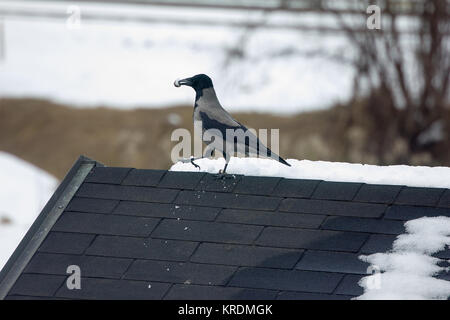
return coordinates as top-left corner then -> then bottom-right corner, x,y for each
357,216 -> 450,300
0,152 -> 57,269
171,157 -> 450,189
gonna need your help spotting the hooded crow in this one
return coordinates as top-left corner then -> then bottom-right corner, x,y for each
175,74 -> 291,174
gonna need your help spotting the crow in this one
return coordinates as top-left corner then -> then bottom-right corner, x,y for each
175,74 -> 290,175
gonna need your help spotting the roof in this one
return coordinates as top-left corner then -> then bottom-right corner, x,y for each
1,155 -> 449,300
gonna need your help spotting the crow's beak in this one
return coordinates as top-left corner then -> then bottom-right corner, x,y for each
174,77 -> 193,87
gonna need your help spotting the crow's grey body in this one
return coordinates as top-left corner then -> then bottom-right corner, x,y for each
193,87 -> 240,136
175,74 -> 290,173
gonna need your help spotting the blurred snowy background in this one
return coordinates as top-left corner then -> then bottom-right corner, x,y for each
0,0 -> 449,269
0,152 -> 57,269
0,0 -> 356,112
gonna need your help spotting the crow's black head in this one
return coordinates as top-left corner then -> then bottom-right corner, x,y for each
174,74 -> 213,91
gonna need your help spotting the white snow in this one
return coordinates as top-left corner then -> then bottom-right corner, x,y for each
0,0 -> 354,113
0,152 -> 58,270
357,216 -> 450,300
170,157 -> 450,189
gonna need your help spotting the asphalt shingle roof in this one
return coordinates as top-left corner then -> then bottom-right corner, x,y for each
1,156 -> 449,300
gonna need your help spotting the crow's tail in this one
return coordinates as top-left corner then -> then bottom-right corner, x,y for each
250,140 -> 291,167
277,156 -> 291,167
266,147 -> 291,167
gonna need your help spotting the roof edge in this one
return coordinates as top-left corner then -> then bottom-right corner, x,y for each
0,155 -> 101,299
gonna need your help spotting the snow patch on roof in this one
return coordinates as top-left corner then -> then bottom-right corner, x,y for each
356,216 -> 450,300
170,157 -> 450,189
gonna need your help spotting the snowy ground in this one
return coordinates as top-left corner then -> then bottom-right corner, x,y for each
0,152 -> 57,270
171,157 -> 450,189
0,0 -> 354,113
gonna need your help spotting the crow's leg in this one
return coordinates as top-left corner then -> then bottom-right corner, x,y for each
189,157 -> 201,169
220,151 -> 230,173
214,151 -> 235,179
180,156 -> 202,168
179,144 -> 215,170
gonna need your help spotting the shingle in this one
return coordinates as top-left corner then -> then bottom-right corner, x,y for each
279,198 -> 386,218
228,267 -> 343,293
321,216 -> 405,235
256,227 -> 368,252
9,274 -> 65,297
86,235 -> 198,262
124,260 -> 236,285
121,169 -> 166,186
438,189 -> 450,208
217,209 -> 325,229
191,243 -> 303,269
334,274 -> 364,296
24,253 -> 132,279
38,232 -> 95,255
277,291 -> 351,300
436,272 -> 450,282
85,167 -> 131,184
295,250 -> 368,274
164,284 -> 277,300
55,278 -> 170,300
435,248 -> 450,259
76,183 -> 179,203
354,184 -> 402,204
158,171 -> 205,190
272,179 -> 321,198
436,258 -> 449,270
53,212 -> 159,237
360,234 -> 397,254
394,187 -> 445,206
65,197 -> 119,214
233,176 -> 281,196
196,173 -> 241,193
312,181 -> 362,201
113,201 -> 220,221
384,205 -> 450,221
175,190 -> 281,211
152,220 -> 263,244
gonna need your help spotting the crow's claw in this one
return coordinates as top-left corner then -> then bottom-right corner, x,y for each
179,157 -> 201,170
191,158 -> 201,170
213,173 -> 235,180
